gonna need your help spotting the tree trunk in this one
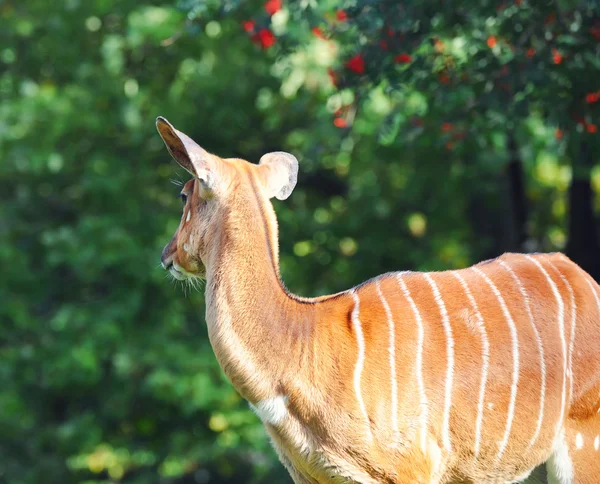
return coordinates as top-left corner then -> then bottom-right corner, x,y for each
566,140 -> 600,281
504,134 -> 529,251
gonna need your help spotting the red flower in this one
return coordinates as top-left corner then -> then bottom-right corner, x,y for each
336,10 -> 348,21
387,28 -> 395,38
253,29 -> 276,49
526,47 -> 535,58
345,54 -> 365,74
441,122 -> 453,132
312,27 -> 326,39
327,68 -> 339,87
242,20 -> 255,33
587,124 -> 597,133
445,141 -> 455,150
334,117 -> 347,128
515,0 -> 522,5
439,72 -> 450,84
380,40 -> 389,50
552,49 -> 563,64
591,25 -> 600,41
264,0 -> 282,16
487,36 -> 497,48
394,53 -> 412,64
586,93 -> 599,104
555,128 -> 563,140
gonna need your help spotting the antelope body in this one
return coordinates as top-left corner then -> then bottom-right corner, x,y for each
157,117 -> 600,483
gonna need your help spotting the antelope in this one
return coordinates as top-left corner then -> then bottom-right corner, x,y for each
157,116 -> 600,483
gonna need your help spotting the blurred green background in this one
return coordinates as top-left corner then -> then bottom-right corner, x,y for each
2,0 -> 600,482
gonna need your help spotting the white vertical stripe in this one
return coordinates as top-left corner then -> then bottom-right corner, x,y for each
525,255 -> 567,443
472,266 -> 520,461
451,271 -> 489,458
396,275 -> 428,453
351,290 -> 372,441
544,258 -> 577,407
376,280 -> 399,440
499,260 -> 547,450
583,274 -> 600,402
583,275 -> 600,320
424,273 -> 454,452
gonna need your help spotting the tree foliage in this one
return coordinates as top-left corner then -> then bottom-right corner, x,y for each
2,0 -> 600,482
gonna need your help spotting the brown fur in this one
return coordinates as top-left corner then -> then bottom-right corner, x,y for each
158,119 -> 600,483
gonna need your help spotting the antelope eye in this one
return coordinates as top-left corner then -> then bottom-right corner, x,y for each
178,193 -> 188,205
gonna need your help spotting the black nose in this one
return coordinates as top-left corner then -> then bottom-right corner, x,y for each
161,246 -> 174,270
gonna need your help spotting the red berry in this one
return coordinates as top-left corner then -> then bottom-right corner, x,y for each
312,27 -> 326,39
552,49 -> 563,64
242,20 -> 255,33
264,0 -> 282,16
253,28 -> 276,49
394,53 -> 412,64
487,36 -> 497,48
336,10 -> 348,21
345,54 -> 365,74
334,117 -> 347,128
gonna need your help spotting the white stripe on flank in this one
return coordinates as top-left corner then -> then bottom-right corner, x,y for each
376,280 -> 399,441
499,260 -> 547,450
451,271 -> 489,458
472,266 -> 520,461
583,275 -> 600,323
583,274 -> 600,401
525,255 -> 567,442
424,273 -> 455,452
544,259 -> 577,407
396,275 -> 428,453
351,290 -> 372,441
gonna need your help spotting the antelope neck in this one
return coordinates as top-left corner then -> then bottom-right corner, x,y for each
203,176 -> 315,402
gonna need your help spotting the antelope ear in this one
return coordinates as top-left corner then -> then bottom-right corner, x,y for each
156,116 -> 216,193
258,151 -> 299,200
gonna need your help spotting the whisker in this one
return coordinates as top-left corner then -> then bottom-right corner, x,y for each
192,277 -> 203,292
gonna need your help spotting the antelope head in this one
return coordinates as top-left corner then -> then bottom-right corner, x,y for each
156,116 -> 298,282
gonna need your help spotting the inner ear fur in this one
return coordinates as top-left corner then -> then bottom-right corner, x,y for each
258,151 -> 299,200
